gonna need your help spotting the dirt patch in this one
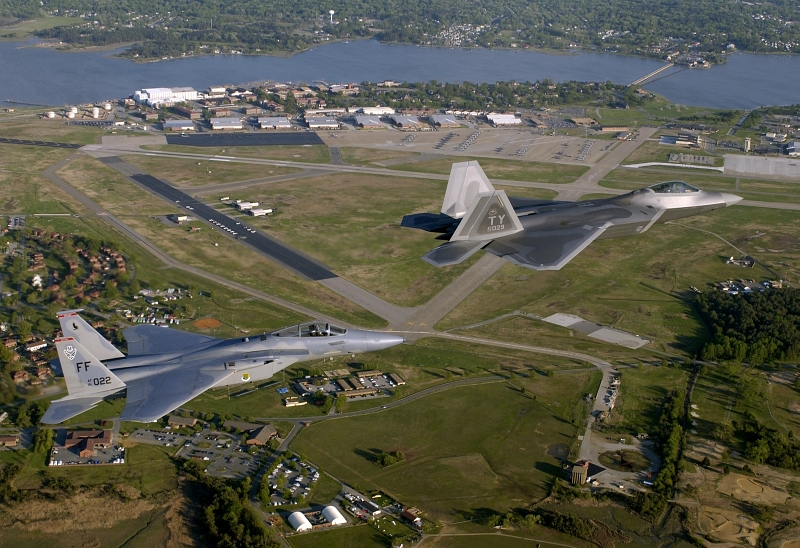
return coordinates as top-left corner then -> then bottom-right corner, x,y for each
598,450 -> 651,472
546,443 -> 568,460
194,318 -> 222,329
718,473 -> 789,505
4,488 -> 155,533
699,506 -> 759,546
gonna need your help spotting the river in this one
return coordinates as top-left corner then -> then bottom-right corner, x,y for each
1,38 -> 799,109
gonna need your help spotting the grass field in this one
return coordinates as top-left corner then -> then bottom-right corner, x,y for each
389,156 -> 589,185
225,172 -> 481,307
0,117 -> 109,144
0,16 -> 82,41
438,205 -> 800,355
291,375 -> 595,522
339,146 -> 422,167
604,365 -> 688,435
120,154 -> 302,187
143,144 -> 332,163
11,443 -> 178,494
621,141 -> 723,166
53,156 -> 385,326
288,523 -> 389,548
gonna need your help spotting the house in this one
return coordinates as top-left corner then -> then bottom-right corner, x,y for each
12,370 -> 27,383
24,340 -> 48,353
168,415 -> 198,428
401,508 -> 423,527
64,429 -> 113,457
0,434 -> 19,447
357,499 -> 382,516
36,367 -> 50,379
246,425 -> 278,446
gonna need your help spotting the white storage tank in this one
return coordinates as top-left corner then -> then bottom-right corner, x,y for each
46,111 -> 56,118
92,107 -> 100,118
288,512 -> 312,532
67,111 -> 75,119
103,102 -> 112,111
69,106 -> 78,114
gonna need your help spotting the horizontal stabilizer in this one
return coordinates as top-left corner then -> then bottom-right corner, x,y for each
41,396 -> 108,424
450,190 -> 524,242
124,325 -> 217,356
422,240 -> 486,267
400,212 -> 458,233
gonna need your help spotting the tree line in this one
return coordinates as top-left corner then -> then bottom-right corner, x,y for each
695,288 -> 800,365
4,0 -> 798,60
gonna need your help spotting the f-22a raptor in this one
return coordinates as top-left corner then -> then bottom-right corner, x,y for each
403,161 -> 742,270
42,310 -> 403,424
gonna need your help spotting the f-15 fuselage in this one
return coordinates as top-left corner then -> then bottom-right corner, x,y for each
105,323 -> 403,386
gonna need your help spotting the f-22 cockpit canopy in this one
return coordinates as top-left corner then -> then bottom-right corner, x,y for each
648,181 -> 699,194
272,322 -> 348,338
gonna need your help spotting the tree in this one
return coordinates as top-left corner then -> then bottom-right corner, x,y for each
701,456 -> 711,467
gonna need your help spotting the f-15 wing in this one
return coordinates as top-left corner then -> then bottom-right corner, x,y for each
121,366 -> 233,422
124,324 -> 218,355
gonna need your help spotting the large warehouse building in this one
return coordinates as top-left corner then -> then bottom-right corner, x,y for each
211,117 -> 244,130
354,115 -> 383,128
133,87 -> 199,108
322,506 -> 347,526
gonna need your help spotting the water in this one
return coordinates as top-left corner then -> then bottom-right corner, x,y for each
1,38 -> 799,109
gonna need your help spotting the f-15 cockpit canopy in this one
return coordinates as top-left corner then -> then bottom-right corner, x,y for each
272,322 -> 348,337
648,181 -> 699,194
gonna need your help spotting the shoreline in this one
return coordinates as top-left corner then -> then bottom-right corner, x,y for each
11,35 -> 794,66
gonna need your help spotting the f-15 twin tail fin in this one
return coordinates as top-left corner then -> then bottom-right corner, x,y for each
41,337 -> 126,424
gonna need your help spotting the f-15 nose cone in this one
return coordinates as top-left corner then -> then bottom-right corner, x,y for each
365,332 -> 404,352
721,193 -> 743,206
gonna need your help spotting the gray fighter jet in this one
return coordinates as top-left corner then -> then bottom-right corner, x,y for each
403,161 -> 742,270
42,310 -> 403,424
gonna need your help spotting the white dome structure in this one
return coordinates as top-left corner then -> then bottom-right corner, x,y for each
288,511 -> 312,532
322,505 -> 347,526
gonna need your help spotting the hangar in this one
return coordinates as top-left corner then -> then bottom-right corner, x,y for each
306,116 -> 340,129
355,115 -> 383,128
429,114 -> 459,127
163,120 -> 195,131
322,506 -> 347,525
288,511 -> 312,532
259,117 -> 292,130
486,113 -> 521,126
211,117 -> 244,130
391,115 -> 421,128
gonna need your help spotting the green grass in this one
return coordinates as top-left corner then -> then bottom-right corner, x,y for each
372,514 -> 415,538
308,472 -> 341,505
288,524 -> 388,548
227,172 -> 483,307
605,365 -> 688,435
143,144 -> 332,163
291,377 -> 592,522
439,205 -> 800,355
339,146 -> 422,167
0,119 -> 109,144
598,449 -> 652,472
496,185 -> 559,200
0,16 -> 83,41
120,154 -> 302,187
52,156 -> 384,327
12,444 -> 178,495
388,156 -> 589,185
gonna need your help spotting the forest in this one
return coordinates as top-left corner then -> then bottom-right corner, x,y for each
695,288 -> 800,365
2,0 -> 798,60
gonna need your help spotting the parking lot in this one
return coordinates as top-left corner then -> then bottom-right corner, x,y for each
265,457 -> 320,506
156,429 -> 265,478
294,372 -> 402,401
49,442 -> 125,467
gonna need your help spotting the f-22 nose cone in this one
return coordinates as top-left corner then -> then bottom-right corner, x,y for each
364,332 -> 404,352
720,193 -> 743,206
